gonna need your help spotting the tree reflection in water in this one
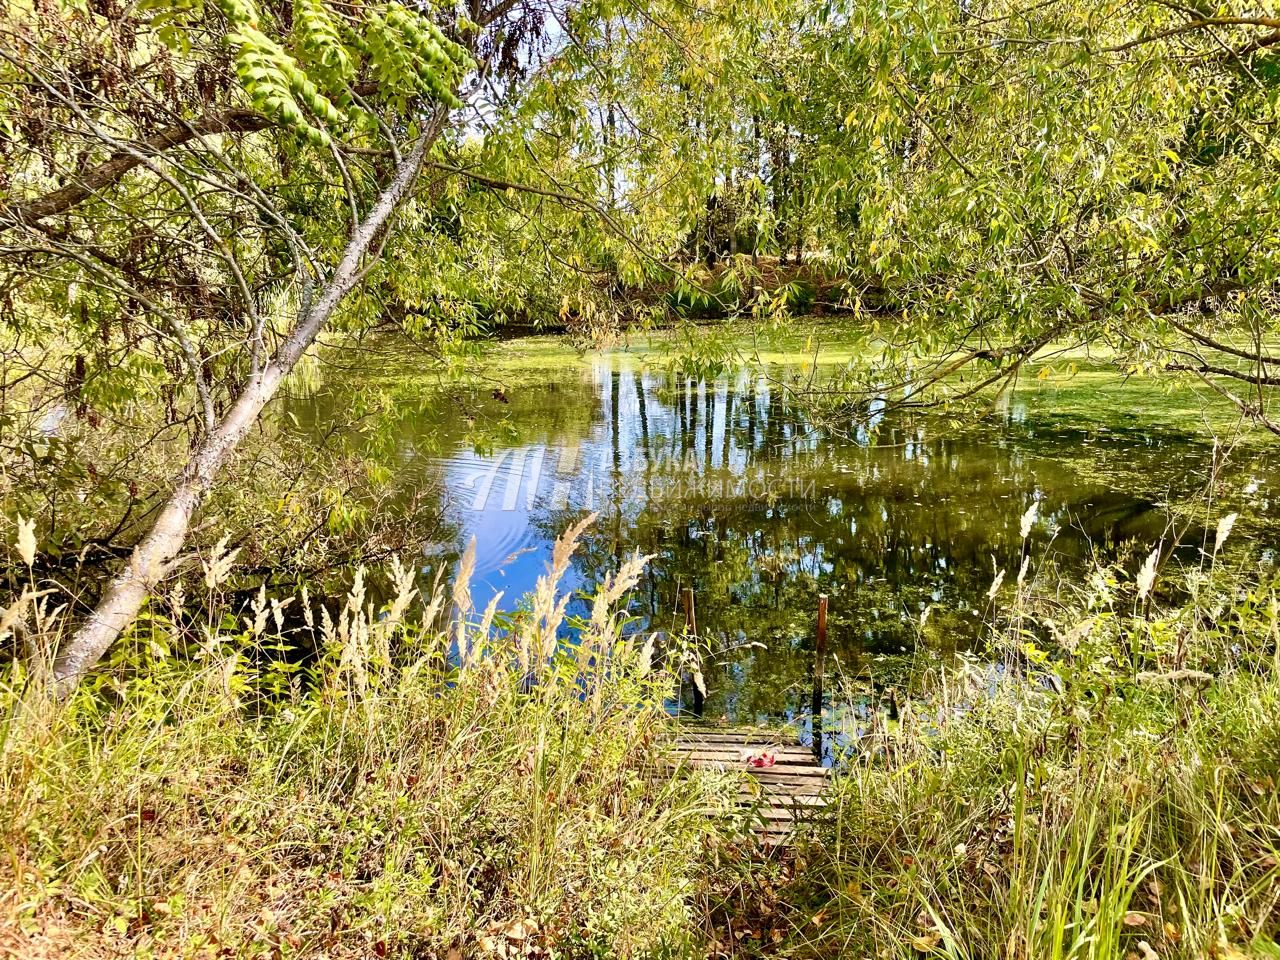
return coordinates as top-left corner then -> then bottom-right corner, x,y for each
294,344 -> 1262,724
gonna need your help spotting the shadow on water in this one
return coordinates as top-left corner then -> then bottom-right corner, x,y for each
288,338 -> 1274,727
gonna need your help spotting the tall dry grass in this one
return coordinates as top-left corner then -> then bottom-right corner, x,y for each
780,518 -> 1280,960
8,507 -> 1280,960
0,517 -> 739,959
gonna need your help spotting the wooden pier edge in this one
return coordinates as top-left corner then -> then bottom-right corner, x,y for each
672,724 -> 831,843
667,591 -> 833,841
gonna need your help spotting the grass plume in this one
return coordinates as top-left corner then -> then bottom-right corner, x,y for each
0,522 -> 736,959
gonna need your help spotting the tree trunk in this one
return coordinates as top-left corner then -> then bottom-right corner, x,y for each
52,126 -> 441,692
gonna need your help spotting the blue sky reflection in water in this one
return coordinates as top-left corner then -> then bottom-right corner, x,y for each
290,334 -> 1280,725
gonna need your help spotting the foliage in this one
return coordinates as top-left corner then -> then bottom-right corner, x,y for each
784,657 -> 1280,958
771,542 -> 1280,959
660,0 -> 1280,429
0,0 -> 777,609
0,521 -> 740,958
0,0 -> 468,579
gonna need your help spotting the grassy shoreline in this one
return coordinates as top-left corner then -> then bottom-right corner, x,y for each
3,520 -> 1279,958
1,525 -> 740,959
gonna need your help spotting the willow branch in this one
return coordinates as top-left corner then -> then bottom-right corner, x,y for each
1164,361 -> 1280,387
1165,314 -> 1280,366
0,109 -> 271,232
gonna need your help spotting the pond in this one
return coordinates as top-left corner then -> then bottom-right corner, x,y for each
289,326 -> 1280,727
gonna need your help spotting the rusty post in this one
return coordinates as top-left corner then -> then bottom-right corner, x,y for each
812,594 -> 828,761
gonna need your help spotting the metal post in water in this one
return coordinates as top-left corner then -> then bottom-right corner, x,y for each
812,593 -> 828,761
681,586 -> 704,717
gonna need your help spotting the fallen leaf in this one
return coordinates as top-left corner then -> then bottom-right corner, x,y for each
1121,774 -> 1147,802
910,931 -> 942,952
503,918 -> 536,941
1123,912 -> 1148,927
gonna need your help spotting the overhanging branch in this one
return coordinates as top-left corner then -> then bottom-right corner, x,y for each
0,109 -> 272,233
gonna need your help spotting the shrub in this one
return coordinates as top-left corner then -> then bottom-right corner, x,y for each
0,521 -> 736,959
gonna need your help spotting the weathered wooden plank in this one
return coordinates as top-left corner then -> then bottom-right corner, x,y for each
680,742 -> 805,754
742,791 -> 825,803
671,724 -> 830,844
675,737 -> 803,742
673,740 -> 813,753
753,804 -> 835,822
675,737 -> 806,748
659,772 -> 817,784
677,758 -> 819,771
676,732 -> 802,745
674,755 -> 820,771
738,782 -> 825,798
746,766 -> 830,779
740,772 -> 829,786
670,752 -> 808,768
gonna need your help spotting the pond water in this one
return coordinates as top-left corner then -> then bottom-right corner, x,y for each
290,328 -> 1280,727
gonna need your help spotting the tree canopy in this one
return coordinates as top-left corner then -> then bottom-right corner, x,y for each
4,0 -> 1280,676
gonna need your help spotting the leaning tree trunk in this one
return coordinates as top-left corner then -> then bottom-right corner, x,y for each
52,128 -> 439,693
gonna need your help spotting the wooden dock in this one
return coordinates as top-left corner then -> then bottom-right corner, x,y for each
673,725 -> 830,843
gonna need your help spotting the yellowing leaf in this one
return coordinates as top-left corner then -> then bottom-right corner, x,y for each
16,515 -> 35,568
910,931 -> 942,952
